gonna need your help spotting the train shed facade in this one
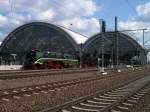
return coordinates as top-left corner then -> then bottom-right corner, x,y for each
0,22 -> 147,66
0,22 -> 87,64
83,32 -> 147,66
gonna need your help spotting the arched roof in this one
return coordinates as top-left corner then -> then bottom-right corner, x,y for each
0,22 -> 88,54
57,25 -> 88,44
83,32 -> 146,56
84,32 -> 143,50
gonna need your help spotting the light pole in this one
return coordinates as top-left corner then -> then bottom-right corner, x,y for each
142,29 -> 147,47
114,16 -> 119,69
79,43 -> 83,68
98,19 -> 105,72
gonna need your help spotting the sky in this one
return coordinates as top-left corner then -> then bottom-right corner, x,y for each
0,0 -> 150,47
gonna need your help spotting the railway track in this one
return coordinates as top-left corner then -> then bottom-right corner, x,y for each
37,75 -> 150,112
0,70 -> 126,102
0,66 -> 145,80
0,68 -> 145,102
0,68 -> 97,80
0,68 -> 80,74
0,67 -> 105,75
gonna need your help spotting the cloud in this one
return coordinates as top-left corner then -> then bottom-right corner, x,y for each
118,20 -> 150,46
36,9 -> 55,21
136,2 -> 150,22
0,32 -> 6,41
118,1 -> 150,46
0,0 -> 102,41
59,17 -> 99,36
136,2 -> 150,16
0,14 -> 8,27
50,0 -> 99,19
118,1 -> 150,60
119,21 -> 145,30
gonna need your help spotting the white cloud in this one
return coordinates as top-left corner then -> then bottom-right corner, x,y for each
119,2 -> 150,31
0,0 -> 102,41
0,14 -> 8,27
118,20 -> 150,46
119,21 -> 145,30
0,1 -> 9,12
59,17 -> 99,36
0,32 -> 6,41
136,2 -> 150,16
136,2 -> 150,22
52,0 -> 99,19
36,9 -> 55,21
118,1 -> 150,47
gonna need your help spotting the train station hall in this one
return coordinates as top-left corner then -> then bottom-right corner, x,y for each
0,22 -> 147,67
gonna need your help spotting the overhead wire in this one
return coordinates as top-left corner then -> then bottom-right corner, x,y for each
50,0 -> 150,47
8,0 -> 15,28
8,0 -> 139,36
44,0 -> 127,33
41,0 -> 85,30
45,0 -> 104,35
9,0 -> 15,17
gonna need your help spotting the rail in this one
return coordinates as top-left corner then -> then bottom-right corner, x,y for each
37,73 -> 150,112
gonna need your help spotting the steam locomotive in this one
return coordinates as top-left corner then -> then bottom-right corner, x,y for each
23,50 -> 79,69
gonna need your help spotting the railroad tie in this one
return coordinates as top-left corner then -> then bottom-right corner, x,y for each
98,95 -> 118,100
104,93 -> 123,97
133,94 -> 142,98
24,94 -> 31,97
136,93 -> 144,96
36,87 -> 41,89
21,88 -> 27,91
1,98 -> 10,102
48,89 -> 55,92
3,91 -> 9,94
61,109 -> 71,112
122,102 -> 133,106
107,91 -> 127,95
111,109 -> 123,112
42,85 -> 46,88
33,92 -> 39,95
28,88 -> 34,90
55,88 -> 61,91
117,105 -> 129,110
111,90 -> 128,93
13,96 -> 21,100
80,102 -> 105,108
60,87 -> 68,89
94,97 -> 116,102
141,90 -> 150,94
87,100 -> 111,105
48,85 -> 52,87
130,96 -> 139,100
127,99 -> 137,103
40,91 -> 48,94
53,83 -> 57,86
71,105 -> 99,112
12,90 -> 18,93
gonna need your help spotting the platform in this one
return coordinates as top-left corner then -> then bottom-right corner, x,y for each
0,65 -> 22,70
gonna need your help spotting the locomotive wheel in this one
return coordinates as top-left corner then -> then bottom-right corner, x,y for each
55,63 -> 62,69
43,62 -> 49,69
32,65 -> 37,70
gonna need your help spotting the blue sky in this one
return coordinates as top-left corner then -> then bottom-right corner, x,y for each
0,0 -> 150,46
94,0 -> 150,30
0,0 -> 150,59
